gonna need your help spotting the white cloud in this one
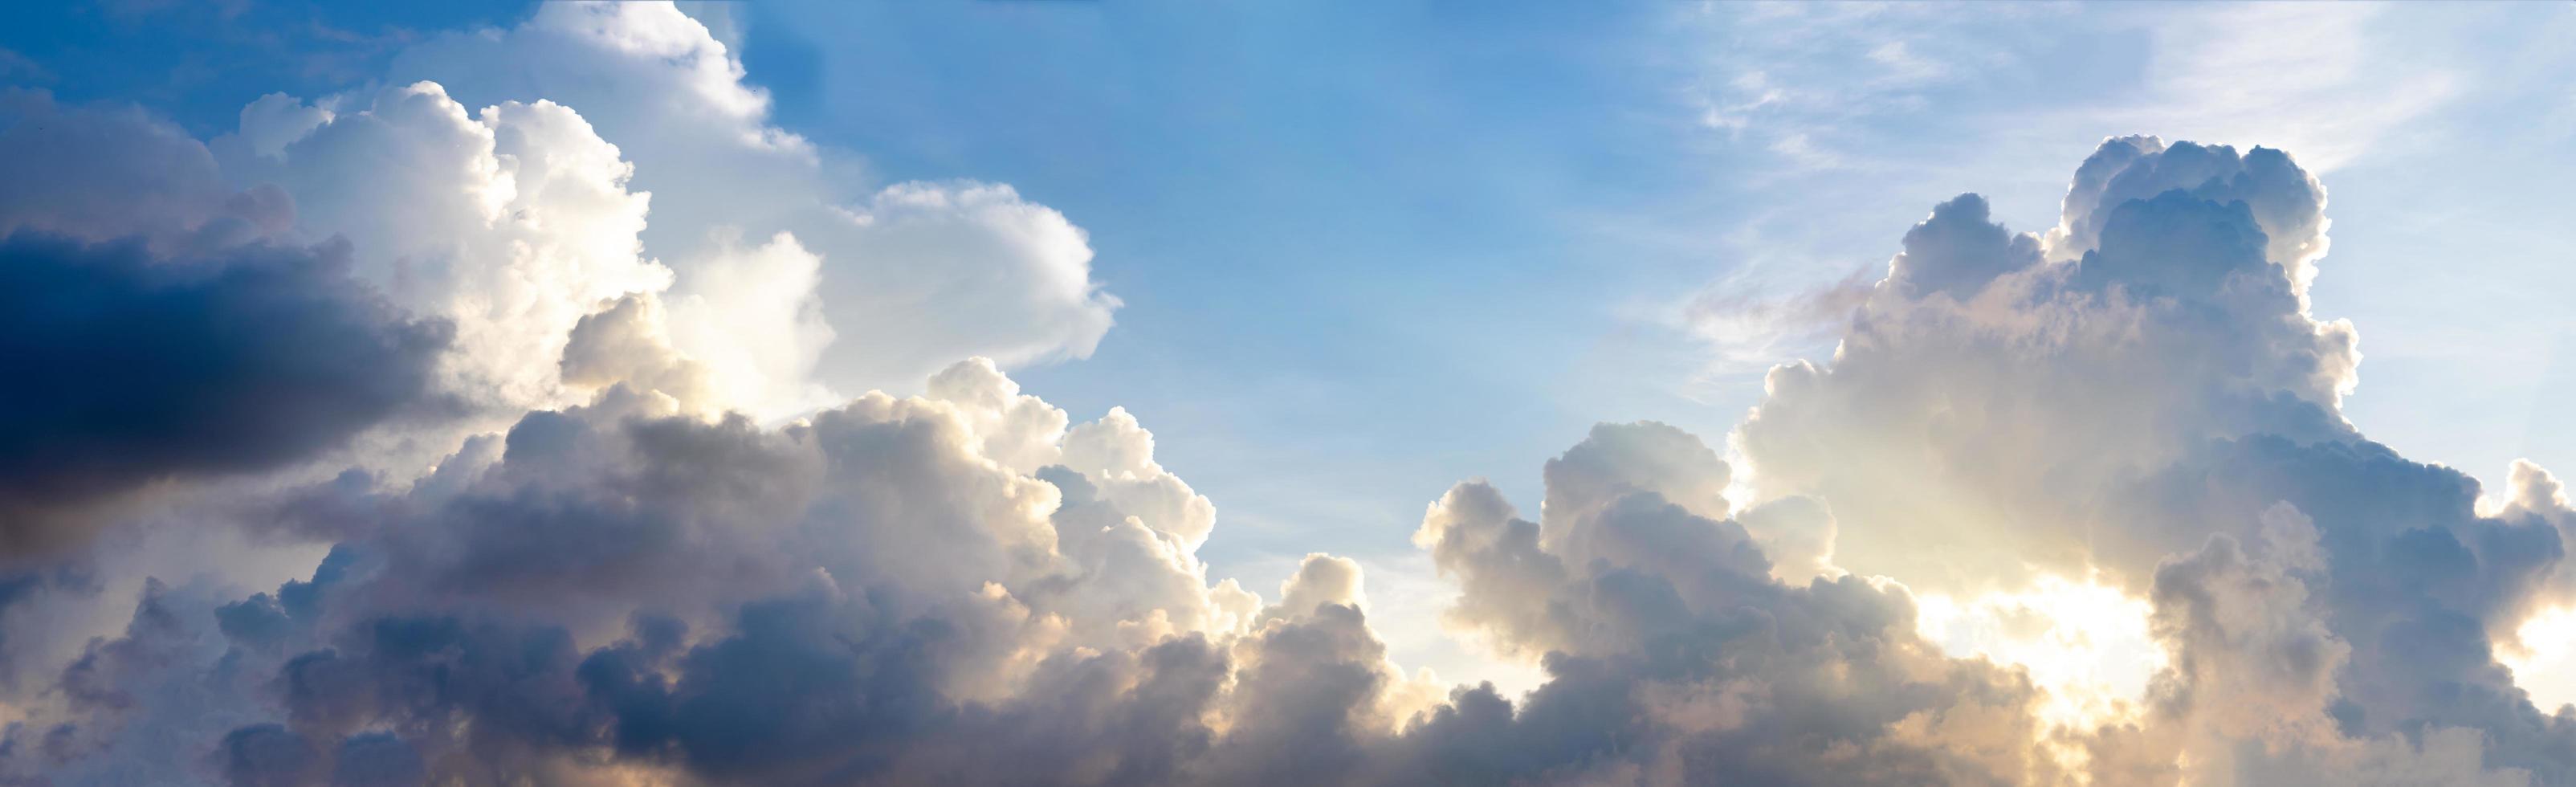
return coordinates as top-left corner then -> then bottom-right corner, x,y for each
385,2 -> 1120,401
216,83 -> 671,418
663,230 -> 838,420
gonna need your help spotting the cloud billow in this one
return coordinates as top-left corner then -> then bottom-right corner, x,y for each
1738,136 -> 2573,785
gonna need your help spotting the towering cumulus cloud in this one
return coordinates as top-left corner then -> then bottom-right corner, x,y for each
1736,137 -> 2574,782
0,3 -> 2570,785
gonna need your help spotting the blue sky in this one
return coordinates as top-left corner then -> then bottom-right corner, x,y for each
5,0 -> 2574,712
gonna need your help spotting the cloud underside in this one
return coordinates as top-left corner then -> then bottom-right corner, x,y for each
0,4 -> 2570,787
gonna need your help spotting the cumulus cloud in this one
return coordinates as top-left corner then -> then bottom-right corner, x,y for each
9,0 -> 1124,457
2,2 -> 2573,785
1730,136 -> 2571,783
9,92 -> 2572,787
1408,445 -> 2061,785
214,82 -> 674,418
380,2 -> 1121,399
0,340 -> 2034,785
1736,137 -> 2362,595
10,127 -> 2576,785
0,360 -> 1269,785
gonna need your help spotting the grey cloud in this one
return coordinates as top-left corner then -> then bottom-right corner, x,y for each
0,234 -> 449,551
0,89 -> 294,254
1200,603 -> 1388,787
2105,434 -> 2576,782
13,360 -> 2069,786
0,360 -> 1275,785
1889,193 -> 2042,302
1406,426 -> 2059,785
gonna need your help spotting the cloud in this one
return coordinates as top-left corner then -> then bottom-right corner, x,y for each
1679,266 -> 1877,374
1398,422 -> 2071,785
214,82 -> 674,420
0,357 -> 1266,783
10,133 -> 2574,786
1733,136 -> 2570,782
381,2 -> 1121,401
0,233 -> 448,552
3,0 -> 1125,446
1735,137 -> 2361,596
0,354 -> 2047,785
0,2 -> 2570,785
0,89 -> 291,254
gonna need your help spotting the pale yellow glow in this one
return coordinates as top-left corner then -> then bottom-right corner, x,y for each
2502,606 -> 2576,713
1912,574 -> 2165,732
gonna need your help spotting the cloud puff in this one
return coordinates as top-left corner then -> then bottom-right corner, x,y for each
1408,445 -> 2060,785
382,2 -> 1121,401
1737,137 -> 2360,595
215,82 -> 674,418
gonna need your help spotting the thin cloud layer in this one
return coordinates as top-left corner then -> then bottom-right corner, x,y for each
0,3 -> 2569,786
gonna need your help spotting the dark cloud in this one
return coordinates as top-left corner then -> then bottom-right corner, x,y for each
0,233 -> 449,550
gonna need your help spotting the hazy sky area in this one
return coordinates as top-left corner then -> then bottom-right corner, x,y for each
0,2 -> 2573,784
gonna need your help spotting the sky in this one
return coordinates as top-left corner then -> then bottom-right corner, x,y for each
0,2 -> 2573,785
